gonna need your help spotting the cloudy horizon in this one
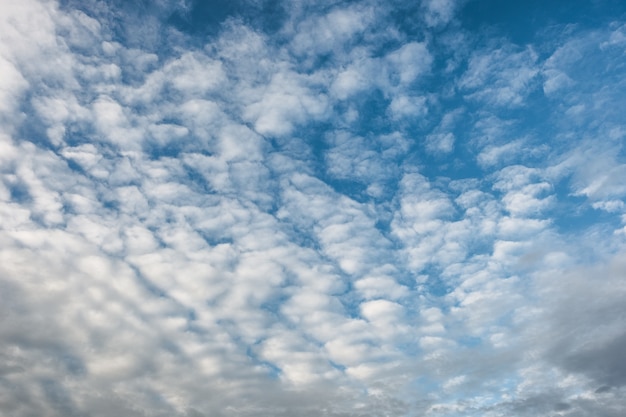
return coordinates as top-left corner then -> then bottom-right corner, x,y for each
1,0 -> 626,416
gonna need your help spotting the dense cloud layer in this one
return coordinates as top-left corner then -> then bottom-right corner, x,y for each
1,0 -> 625,416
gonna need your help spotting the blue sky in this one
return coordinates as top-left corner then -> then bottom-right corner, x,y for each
1,0 -> 626,416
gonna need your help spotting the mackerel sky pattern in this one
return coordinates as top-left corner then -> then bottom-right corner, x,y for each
1,0 -> 626,416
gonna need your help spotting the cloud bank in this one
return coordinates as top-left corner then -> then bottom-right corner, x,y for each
1,0 -> 625,416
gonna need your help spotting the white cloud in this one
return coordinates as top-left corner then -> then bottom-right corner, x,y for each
425,132 -> 455,154
244,70 -> 329,136
477,139 -> 524,168
388,94 -> 428,119
290,4 -> 375,59
423,0 -> 458,27
385,42 -> 433,85
355,275 -> 409,300
331,68 -> 362,98
1,1 -> 626,416
542,68 -> 574,96
460,46 -> 539,107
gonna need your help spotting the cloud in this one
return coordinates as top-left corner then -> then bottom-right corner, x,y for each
459,45 -> 539,107
422,0 -> 459,27
385,41 -> 433,85
244,70 -> 330,136
289,4 -> 376,59
1,0 -> 626,416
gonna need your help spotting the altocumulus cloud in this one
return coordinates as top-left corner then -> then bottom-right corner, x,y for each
1,0 -> 626,416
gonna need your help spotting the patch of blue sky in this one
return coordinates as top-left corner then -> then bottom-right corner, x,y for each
422,272 -> 455,298
170,0 -> 287,36
460,0 -> 626,43
8,181 -> 32,205
551,179 -> 621,230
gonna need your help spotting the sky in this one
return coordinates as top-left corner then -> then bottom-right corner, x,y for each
1,0 -> 626,416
